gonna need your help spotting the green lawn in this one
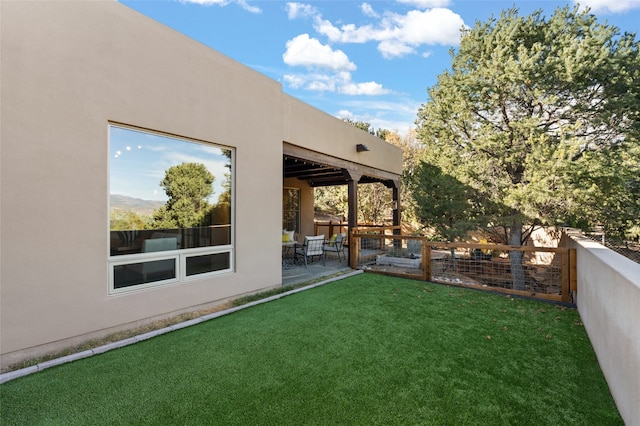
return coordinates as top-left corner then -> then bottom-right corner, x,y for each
0,274 -> 621,425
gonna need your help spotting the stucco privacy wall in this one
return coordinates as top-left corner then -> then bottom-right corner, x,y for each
564,235 -> 640,425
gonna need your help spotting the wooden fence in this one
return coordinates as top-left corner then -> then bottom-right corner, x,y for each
314,221 -> 349,239
349,227 -> 576,303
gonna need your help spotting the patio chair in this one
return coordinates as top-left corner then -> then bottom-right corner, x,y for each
295,235 -> 325,268
323,233 -> 346,263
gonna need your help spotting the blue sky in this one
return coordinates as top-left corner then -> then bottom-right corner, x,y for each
121,0 -> 640,136
110,125 -> 231,201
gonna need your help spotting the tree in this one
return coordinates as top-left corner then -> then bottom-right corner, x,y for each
415,6 -> 640,288
152,162 -> 215,228
314,128 -> 421,226
110,209 -> 150,231
408,162 -> 485,242
385,128 -> 425,228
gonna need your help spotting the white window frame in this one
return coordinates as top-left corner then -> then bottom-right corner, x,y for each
107,123 -> 235,295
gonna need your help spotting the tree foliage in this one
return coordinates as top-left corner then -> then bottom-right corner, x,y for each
110,209 -> 150,231
415,6 -> 640,243
152,162 -> 215,228
408,162 -> 486,241
314,129 -> 421,226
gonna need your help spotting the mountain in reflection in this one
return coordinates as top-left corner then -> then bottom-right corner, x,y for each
110,194 -> 165,216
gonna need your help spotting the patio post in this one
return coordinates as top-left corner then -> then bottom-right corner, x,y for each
347,172 -> 362,265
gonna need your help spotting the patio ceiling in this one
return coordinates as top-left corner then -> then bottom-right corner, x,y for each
284,156 -> 348,187
283,154 -> 398,188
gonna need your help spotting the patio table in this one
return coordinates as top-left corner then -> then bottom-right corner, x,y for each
282,241 -> 298,268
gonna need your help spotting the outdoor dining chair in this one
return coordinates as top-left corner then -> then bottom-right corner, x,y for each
295,235 -> 325,268
323,232 -> 346,263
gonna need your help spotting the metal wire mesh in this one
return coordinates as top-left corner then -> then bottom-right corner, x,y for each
584,234 -> 640,264
355,234 -> 567,300
429,249 -> 563,295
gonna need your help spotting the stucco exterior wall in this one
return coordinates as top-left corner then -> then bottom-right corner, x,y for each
283,96 -> 403,176
0,1 -> 286,366
563,234 -> 640,425
0,1 -> 400,369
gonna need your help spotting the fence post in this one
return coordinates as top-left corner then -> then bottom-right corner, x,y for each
561,250 -> 570,303
422,238 -> 431,281
349,234 -> 359,270
570,248 -> 577,293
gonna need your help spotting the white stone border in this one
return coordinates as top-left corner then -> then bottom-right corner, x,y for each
0,270 -> 363,384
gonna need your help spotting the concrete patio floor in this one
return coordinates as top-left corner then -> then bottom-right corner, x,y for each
282,252 -> 353,287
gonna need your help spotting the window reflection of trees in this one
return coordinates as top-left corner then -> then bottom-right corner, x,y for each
109,126 -> 233,256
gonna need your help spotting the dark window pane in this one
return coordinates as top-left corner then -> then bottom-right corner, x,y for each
186,252 -> 230,276
113,259 -> 176,289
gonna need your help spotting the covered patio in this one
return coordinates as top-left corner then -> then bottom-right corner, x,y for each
282,142 -> 402,272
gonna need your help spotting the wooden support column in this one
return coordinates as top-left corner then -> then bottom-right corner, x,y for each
348,178 -> 358,230
347,171 -> 362,265
392,180 -> 401,235
390,180 -> 401,250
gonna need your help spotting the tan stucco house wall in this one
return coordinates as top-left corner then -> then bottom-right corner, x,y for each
0,1 -> 402,369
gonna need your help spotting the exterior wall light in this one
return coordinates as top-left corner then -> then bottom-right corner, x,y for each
356,144 -> 370,152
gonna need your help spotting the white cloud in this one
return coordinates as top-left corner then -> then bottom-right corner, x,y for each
283,74 -> 306,89
361,3 -> 379,18
313,17 -> 351,42
283,71 -> 389,95
314,7 -> 465,58
315,18 -> 379,44
334,100 -> 422,135
236,0 -> 261,14
179,0 -> 262,14
378,8 -> 465,53
307,79 -> 337,92
574,0 -> 640,13
284,72 -> 337,92
340,81 -> 390,95
344,99 -> 421,116
283,34 -> 356,71
179,0 -> 260,13
179,0 -> 229,5
286,2 -> 318,19
336,110 -> 356,120
378,39 -> 415,59
397,0 -> 452,8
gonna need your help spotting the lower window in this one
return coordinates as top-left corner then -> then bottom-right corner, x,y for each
185,252 -> 231,277
110,249 -> 232,293
113,258 -> 178,289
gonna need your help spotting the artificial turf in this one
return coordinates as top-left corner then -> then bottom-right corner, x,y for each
0,274 -> 622,425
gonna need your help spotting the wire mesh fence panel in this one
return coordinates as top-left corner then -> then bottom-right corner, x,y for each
352,230 -> 572,302
357,236 -> 425,280
584,234 -> 640,264
430,248 -> 563,296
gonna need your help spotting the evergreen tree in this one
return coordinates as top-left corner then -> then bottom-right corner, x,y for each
415,6 -> 640,288
152,162 -> 215,229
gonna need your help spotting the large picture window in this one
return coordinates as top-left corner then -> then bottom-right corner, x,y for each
108,124 -> 233,293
